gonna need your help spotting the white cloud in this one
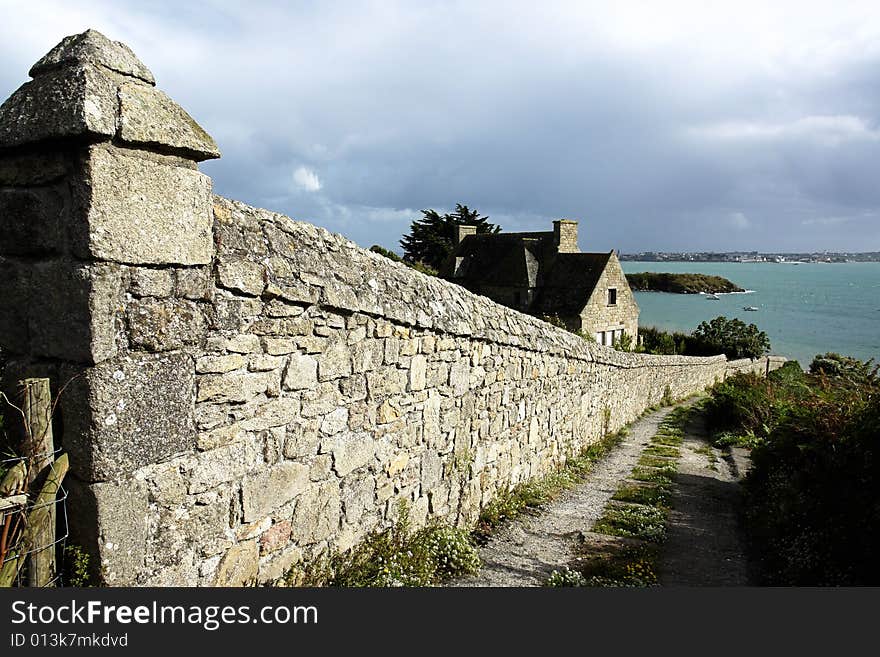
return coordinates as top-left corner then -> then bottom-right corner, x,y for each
292,166 -> 322,192
801,216 -> 852,226
688,115 -> 880,145
728,212 -> 751,230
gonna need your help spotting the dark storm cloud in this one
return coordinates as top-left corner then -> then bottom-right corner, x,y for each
2,1 -> 879,252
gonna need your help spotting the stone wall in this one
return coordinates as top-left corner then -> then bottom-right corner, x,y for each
0,30 -> 784,586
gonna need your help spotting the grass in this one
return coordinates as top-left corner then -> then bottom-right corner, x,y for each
711,429 -> 764,450
593,503 -> 668,543
643,444 -> 680,458
631,464 -> 676,484
651,433 -> 683,447
637,454 -> 674,469
612,482 -> 672,507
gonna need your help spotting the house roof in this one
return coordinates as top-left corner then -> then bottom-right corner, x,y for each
532,252 -> 613,315
448,233 -> 550,287
443,230 -> 614,315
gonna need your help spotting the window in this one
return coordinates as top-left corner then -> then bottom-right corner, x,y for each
595,332 -> 603,343
607,288 -> 617,305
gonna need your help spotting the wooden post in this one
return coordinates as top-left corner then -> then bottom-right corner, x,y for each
0,455 -> 68,588
21,378 -> 56,587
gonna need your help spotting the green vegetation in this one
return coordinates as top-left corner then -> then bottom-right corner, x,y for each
638,325 -> 690,356
626,272 -> 744,294
637,455 -> 674,469
548,545 -> 660,587
809,352 -> 877,383
705,356 -> 880,585
612,482 -> 672,507
651,432 -> 683,447
643,444 -> 680,458
632,457 -> 677,480
638,316 -> 770,360
399,204 -> 500,272
294,505 -> 480,587
593,504 -> 668,542
611,332 -> 635,352
690,316 -> 770,359
62,545 -> 93,587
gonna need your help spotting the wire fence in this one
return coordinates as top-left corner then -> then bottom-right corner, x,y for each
0,451 -> 70,587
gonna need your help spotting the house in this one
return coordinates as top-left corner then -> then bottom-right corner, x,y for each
440,220 -> 639,346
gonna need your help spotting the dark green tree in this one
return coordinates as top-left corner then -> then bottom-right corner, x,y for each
399,204 -> 500,271
689,316 -> 770,360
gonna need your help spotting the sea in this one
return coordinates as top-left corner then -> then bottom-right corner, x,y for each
620,261 -> 880,368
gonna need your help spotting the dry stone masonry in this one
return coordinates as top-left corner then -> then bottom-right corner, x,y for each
0,30 -> 783,586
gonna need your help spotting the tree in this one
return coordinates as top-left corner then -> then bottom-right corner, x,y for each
399,204 -> 500,271
689,316 -> 770,360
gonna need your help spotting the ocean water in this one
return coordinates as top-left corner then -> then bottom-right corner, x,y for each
621,261 -> 880,368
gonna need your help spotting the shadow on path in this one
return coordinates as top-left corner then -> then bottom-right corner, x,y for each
659,412 -> 755,586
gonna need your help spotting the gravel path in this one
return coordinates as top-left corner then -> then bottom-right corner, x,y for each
658,412 -> 754,585
449,405 -> 681,587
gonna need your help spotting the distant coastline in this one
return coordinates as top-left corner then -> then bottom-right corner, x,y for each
620,251 -> 880,263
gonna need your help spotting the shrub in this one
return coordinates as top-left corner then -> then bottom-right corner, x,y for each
707,356 -> 880,584
689,316 -> 770,360
704,373 -> 773,435
809,353 -> 877,385
297,506 -> 480,587
612,332 -> 635,352
638,326 -> 688,355
547,567 -> 588,587
640,317 -> 770,359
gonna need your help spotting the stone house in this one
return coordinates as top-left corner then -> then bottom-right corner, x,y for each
440,220 -> 639,346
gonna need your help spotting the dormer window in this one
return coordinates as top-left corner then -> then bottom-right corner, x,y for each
608,288 -> 617,306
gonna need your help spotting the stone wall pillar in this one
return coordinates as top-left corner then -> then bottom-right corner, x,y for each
0,29 -> 220,584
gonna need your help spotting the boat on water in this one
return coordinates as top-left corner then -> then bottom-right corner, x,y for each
743,306 -> 759,311
706,293 -> 720,300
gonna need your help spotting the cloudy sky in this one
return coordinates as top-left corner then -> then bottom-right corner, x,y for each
2,0 -> 879,253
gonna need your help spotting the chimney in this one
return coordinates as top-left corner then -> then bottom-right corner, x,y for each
553,219 -> 579,253
455,224 -> 477,245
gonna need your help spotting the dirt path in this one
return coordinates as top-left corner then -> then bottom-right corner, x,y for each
658,412 -> 754,585
450,405 -> 681,587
